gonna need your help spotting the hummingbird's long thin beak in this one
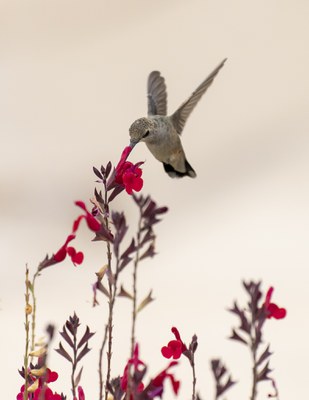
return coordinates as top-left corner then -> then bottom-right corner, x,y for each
129,139 -> 139,148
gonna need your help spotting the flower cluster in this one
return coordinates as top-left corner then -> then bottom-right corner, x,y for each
17,368 -> 61,400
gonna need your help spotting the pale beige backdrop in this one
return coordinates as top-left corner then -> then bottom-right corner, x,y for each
1,1 -> 308,399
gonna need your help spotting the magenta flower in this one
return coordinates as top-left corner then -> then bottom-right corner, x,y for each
161,327 -> 187,359
264,287 -> 287,319
115,146 -> 144,195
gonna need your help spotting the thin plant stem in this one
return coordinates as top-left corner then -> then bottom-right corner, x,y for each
23,266 -> 30,400
29,271 -> 39,355
191,357 -> 197,400
71,330 -> 77,398
102,184 -> 121,400
105,243 -> 121,400
98,324 -> 108,400
250,311 -> 258,400
104,221 -> 113,400
130,208 -> 143,356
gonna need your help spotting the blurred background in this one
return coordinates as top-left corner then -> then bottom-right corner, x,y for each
1,0 -> 308,399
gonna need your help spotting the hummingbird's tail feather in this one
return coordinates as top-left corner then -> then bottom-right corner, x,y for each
163,160 -> 196,178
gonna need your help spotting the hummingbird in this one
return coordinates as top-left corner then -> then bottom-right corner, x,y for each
129,58 -> 227,178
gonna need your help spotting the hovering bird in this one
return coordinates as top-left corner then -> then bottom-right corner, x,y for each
129,58 -> 227,178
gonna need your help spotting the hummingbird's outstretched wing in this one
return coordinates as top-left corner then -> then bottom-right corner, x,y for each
171,58 -> 227,135
147,71 -> 167,116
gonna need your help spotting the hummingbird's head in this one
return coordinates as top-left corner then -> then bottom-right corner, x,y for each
129,118 -> 155,147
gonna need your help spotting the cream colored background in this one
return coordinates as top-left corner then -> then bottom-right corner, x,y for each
1,1 -> 308,399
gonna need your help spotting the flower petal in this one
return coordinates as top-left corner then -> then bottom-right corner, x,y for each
161,346 -> 173,359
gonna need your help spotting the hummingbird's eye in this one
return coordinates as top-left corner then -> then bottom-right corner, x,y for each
143,130 -> 150,138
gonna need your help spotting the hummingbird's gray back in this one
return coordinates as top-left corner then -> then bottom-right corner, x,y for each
130,59 -> 227,178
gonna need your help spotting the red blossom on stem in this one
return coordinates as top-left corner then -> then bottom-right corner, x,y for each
51,201 -> 101,267
53,234 -> 84,266
264,287 -> 287,319
120,344 -> 145,392
161,327 -> 187,360
150,361 -> 180,398
72,201 -> 101,233
115,146 -> 144,195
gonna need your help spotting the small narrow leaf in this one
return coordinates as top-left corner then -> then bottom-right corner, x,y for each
120,238 -> 136,259
59,326 -> 74,348
257,361 -> 272,382
105,161 -> 112,178
139,243 -> 156,261
93,166 -> 103,180
94,188 -> 105,206
96,265 -> 108,281
140,229 -> 155,247
77,326 -> 95,349
74,366 -> 83,388
118,285 -> 134,300
76,343 -> 91,363
108,185 -> 124,202
96,281 -> 110,298
137,290 -> 154,313
55,342 -> 72,363
229,329 -> 248,345
118,257 -> 132,272
217,377 -> 236,397
256,345 -> 272,367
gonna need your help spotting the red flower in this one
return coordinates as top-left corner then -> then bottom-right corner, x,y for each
33,387 -> 62,400
53,234 -> 84,266
264,287 -> 287,319
150,361 -> 180,397
120,344 -> 145,392
17,369 -> 61,400
115,146 -> 144,195
161,327 -> 187,359
72,201 -> 101,233
52,201 -> 100,267
73,386 -> 85,400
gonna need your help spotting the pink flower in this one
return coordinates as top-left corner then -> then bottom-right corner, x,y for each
115,146 -> 144,195
264,287 -> 287,319
161,327 -> 187,359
